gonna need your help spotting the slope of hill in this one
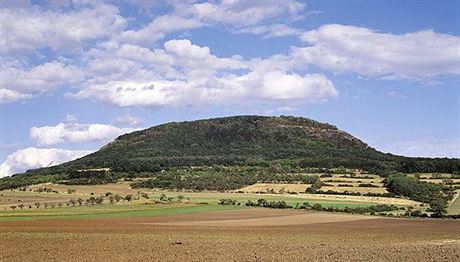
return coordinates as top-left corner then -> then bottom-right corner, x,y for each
3,115 -> 459,189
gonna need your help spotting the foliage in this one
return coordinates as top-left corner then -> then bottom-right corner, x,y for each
428,199 -> 448,217
219,199 -> 238,205
220,197 -> 399,215
131,167 -> 321,191
384,174 -> 454,204
244,199 -> 291,209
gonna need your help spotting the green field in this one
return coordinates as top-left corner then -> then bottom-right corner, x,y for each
448,190 -> 460,215
150,192 -> 375,208
0,191 -> 379,222
0,203 -> 244,222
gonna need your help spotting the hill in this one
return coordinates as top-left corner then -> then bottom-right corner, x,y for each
2,115 -> 459,189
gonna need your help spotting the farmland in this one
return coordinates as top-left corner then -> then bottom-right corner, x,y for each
1,208 -> 459,262
1,172 -> 460,261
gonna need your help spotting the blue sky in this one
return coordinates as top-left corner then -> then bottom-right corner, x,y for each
0,0 -> 459,177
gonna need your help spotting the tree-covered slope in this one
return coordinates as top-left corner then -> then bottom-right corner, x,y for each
10,115 -> 460,179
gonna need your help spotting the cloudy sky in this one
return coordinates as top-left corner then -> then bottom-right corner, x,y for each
0,0 -> 459,177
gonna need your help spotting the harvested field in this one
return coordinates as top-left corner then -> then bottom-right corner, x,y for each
411,173 -> 453,179
27,182 -> 143,195
237,183 -> 310,193
0,191 -> 72,208
289,193 -> 423,206
0,208 -> 459,262
420,179 -> 460,184
320,186 -> 388,194
321,177 -> 382,183
325,181 -> 385,187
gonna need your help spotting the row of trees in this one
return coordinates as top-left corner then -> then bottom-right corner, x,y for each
7,193 -> 136,211
218,198 -> 401,215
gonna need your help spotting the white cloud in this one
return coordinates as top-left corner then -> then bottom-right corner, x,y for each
113,115 -> 143,127
174,0 -> 305,27
72,39 -> 338,107
73,80 -> 188,107
117,15 -> 203,45
235,23 -> 300,38
259,71 -> 337,101
30,123 -> 137,146
163,39 -> 246,71
63,114 -> 78,122
295,24 -> 460,79
0,61 -> 84,98
0,88 -> 32,104
0,2 -> 126,54
0,147 -> 92,177
116,0 -> 305,45
377,138 -> 460,158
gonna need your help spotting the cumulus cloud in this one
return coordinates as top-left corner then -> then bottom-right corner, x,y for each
173,0 -> 305,27
164,39 -> 243,67
72,39 -> 338,107
0,61 -> 84,95
294,24 -> 460,79
0,2 -> 126,54
30,123 -> 138,146
117,0 -> 305,45
73,80 -> 189,107
259,71 -> 337,101
0,147 -> 92,177
0,88 -> 32,104
117,15 -> 203,45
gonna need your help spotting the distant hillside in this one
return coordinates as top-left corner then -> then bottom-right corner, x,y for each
19,115 -> 459,178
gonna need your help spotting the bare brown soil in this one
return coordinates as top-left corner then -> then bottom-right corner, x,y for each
148,209 -> 376,226
1,208 -> 459,262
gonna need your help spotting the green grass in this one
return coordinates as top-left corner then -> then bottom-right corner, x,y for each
152,192 -> 375,208
448,190 -> 460,215
0,203 -> 243,222
0,191 -> 389,222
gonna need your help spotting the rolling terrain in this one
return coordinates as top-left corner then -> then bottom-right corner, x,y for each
1,116 -> 460,261
10,116 -> 460,180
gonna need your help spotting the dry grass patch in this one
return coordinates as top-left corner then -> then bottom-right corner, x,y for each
320,177 -> 382,183
27,182 -> 144,196
289,193 -> 423,207
321,186 -> 388,194
325,182 -> 385,187
237,183 -> 310,193
0,191 -> 72,208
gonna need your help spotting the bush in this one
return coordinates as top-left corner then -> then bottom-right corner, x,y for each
219,199 -> 237,205
384,174 -> 453,204
358,183 -> 379,188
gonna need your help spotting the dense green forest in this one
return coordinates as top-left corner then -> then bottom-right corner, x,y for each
1,115 -> 459,190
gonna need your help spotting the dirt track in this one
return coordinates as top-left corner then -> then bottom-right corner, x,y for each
1,209 -> 459,262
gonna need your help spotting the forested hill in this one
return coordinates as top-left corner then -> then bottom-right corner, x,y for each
18,115 -> 459,178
